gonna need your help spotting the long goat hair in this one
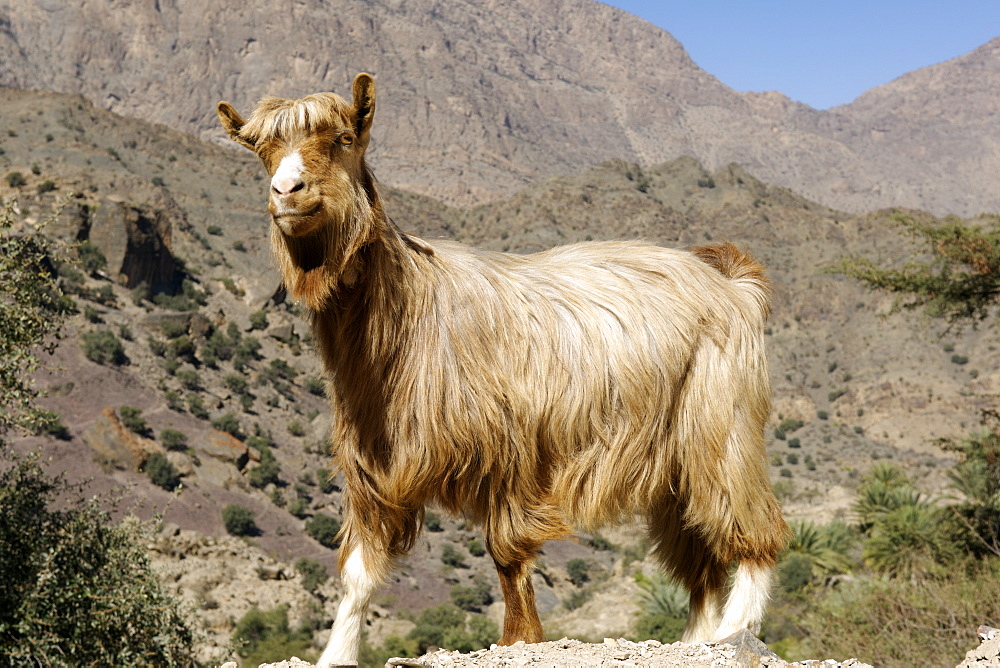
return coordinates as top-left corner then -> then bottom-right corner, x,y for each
217,73 -> 790,668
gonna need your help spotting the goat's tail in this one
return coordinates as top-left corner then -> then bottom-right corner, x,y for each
689,242 -> 770,319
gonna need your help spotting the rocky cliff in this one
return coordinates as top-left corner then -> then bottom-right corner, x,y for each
1,0 -> 998,215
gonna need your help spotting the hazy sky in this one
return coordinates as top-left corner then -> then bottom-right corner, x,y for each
600,1 -> 1000,109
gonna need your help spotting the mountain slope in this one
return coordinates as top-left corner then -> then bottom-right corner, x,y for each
1,0 -> 998,215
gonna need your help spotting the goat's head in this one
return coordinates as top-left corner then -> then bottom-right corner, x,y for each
217,74 -> 377,239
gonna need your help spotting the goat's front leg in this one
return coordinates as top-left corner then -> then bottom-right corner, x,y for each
316,542 -> 386,668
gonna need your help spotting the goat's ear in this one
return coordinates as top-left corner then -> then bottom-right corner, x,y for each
351,73 -> 376,149
217,102 -> 255,151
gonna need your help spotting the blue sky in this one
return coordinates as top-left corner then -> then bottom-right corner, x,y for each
601,1 -> 1000,109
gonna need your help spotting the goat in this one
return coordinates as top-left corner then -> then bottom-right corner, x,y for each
217,73 -> 789,667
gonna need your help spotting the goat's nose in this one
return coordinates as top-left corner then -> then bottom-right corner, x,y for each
271,175 -> 304,196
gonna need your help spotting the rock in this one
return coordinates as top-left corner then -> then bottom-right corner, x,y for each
958,626 -> 1000,667
715,629 -> 781,668
198,430 -> 250,469
82,406 -> 162,471
87,195 -> 177,291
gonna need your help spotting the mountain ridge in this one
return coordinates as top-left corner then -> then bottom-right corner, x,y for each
1,0 -> 997,215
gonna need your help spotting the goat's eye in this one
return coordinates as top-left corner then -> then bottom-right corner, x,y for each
338,134 -> 354,147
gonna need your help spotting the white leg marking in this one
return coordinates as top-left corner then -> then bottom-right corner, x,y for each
317,547 -> 379,668
271,150 -> 305,195
714,561 -> 773,640
680,587 -> 723,644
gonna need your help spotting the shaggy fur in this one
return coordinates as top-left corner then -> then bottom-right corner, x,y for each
218,73 -> 790,667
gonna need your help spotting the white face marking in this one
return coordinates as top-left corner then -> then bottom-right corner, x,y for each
271,149 -> 305,195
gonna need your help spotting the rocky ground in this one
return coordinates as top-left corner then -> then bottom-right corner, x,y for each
235,627 -> 1000,668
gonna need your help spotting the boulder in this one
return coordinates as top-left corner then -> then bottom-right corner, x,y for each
82,406 -> 162,471
87,195 -> 176,291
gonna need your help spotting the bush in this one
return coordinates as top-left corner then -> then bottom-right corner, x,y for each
441,544 -> 467,568
316,467 -> 337,494
81,329 -> 127,365
160,428 -> 188,451
425,510 -> 444,532
450,580 -> 493,611
222,504 -> 257,536
77,240 -> 107,275
566,558 -> 590,585
224,373 -> 250,395
295,558 -> 329,594
176,369 -> 201,391
231,604 -> 314,667
212,412 -> 242,437
407,604 -> 466,653
249,310 -> 269,330
118,405 -> 148,434
288,420 -> 306,437
207,225 -> 223,236
144,452 -> 180,490
305,376 -> 326,396
305,514 -> 341,549
0,448 -> 198,665
36,180 -> 56,195
5,171 -> 26,187
248,451 -> 281,489
188,394 -> 209,419
466,537 -> 486,557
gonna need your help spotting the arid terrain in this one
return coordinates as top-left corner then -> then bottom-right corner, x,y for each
1,1 -> 998,666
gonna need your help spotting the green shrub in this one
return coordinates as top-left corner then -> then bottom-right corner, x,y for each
224,373 -> 249,395
160,428 -> 188,451
212,412 -> 242,437
269,358 -> 299,380
118,405 -> 148,434
81,329 -> 127,365
176,369 -> 201,391
450,580 -> 493,611
305,514 -> 341,549
566,558 -> 590,585
425,510 -> 444,532
77,240 -> 107,274
288,420 -> 306,437
316,467 -> 337,494
222,504 -> 257,536
5,171 -> 26,187
248,451 -> 281,489
466,537 -> 486,557
305,376 -> 326,396
144,452 -> 180,490
188,394 -> 209,419
441,544 -> 467,568
36,180 -> 56,195
231,604 -> 314,666
160,320 -> 188,339
295,558 -> 329,594
441,614 -> 498,653
249,310 -> 269,330
206,225 -> 223,236
407,604 -> 466,653
951,354 -> 969,365
0,449 -> 198,665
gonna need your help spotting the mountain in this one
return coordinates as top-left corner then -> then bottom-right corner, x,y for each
1,0 -> 997,215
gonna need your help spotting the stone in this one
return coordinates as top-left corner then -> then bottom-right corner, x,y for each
87,195 -> 177,291
82,406 -> 162,471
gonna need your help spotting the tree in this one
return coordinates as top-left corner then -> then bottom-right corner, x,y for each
0,202 -> 74,435
833,212 -> 1000,326
0,448 -> 198,665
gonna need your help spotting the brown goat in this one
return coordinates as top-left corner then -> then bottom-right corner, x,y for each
218,74 -> 789,668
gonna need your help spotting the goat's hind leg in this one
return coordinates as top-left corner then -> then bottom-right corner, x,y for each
647,510 -> 727,643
